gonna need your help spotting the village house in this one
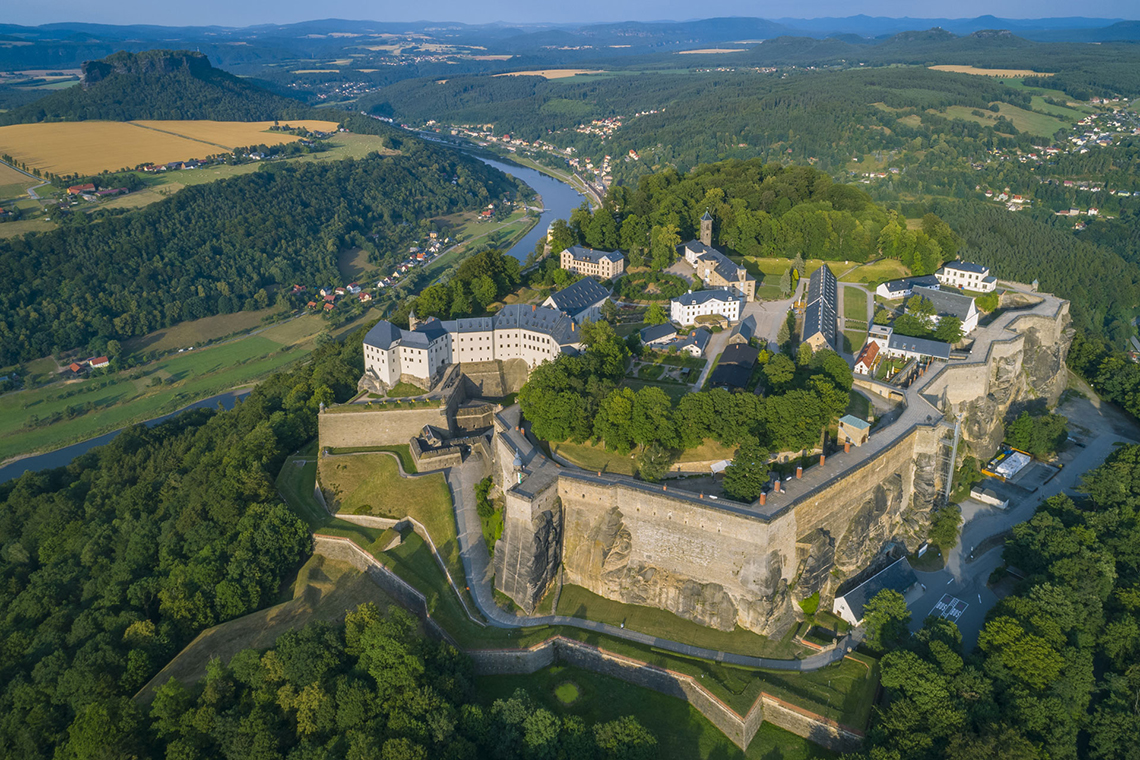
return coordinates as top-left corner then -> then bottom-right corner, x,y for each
874,275 -> 940,300
639,323 -> 678,347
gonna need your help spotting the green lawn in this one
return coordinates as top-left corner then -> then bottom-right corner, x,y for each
551,439 -> 637,475
386,381 -> 428,397
0,311 -> 373,463
842,287 -> 868,322
557,584 -> 804,659
838,259 -> 910,285
325,444 -> 417,473
317,453 -> 459,580
477,665 -> 835,760
841,330 -> 867,354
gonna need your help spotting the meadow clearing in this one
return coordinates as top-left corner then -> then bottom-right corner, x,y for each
0,119 -> 341,175
0,162 -> 31,199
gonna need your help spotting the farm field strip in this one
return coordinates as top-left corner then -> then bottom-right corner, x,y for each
929,65 -> 1055,77
0,119 -> 341,175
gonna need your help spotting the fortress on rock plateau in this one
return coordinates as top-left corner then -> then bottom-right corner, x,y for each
322,287 -> 1071,637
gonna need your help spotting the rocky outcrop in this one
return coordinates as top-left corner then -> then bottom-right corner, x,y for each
494,493 -> 563,613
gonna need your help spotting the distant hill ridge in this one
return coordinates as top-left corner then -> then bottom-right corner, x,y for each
0,50 -> 313,126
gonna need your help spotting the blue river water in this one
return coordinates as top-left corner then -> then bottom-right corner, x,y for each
471,156 -> 586,262
0,151 -> 582,483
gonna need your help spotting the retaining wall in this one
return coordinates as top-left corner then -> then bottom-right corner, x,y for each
465,637 -> 864,753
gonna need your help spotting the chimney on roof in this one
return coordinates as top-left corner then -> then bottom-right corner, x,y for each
844,441 -> 851,454
532,304 -> 536,311
773,480 -> 780,494
796,466 -> 802,479
820,454 -> 826,467
759,492 -> 766,506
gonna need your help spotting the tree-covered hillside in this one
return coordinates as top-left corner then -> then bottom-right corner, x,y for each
857,443 -> 1140,760
0,333 -> 361,760
0,135 -> 518,363
0,50 -> 313,125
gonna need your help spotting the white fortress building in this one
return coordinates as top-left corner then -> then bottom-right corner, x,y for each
670,289 -> 742,326
936,261 -> 997,293
362,303 -> 584,392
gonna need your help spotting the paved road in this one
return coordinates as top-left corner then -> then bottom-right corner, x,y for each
906,392 -> 1136,648
447,440 -> 862,671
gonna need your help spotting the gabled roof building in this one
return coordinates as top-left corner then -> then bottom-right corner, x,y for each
801,265 -> 838,352
560,245 -> 625,279
542,278 -> 611,325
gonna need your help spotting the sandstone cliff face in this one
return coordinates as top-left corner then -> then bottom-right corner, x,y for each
494,493 -> 563,613
569,506 -> 796,636
946,301 -> 1072,460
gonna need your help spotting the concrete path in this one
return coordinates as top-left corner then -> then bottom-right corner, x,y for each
693,326 -> 732,389
447,450 -> 862,671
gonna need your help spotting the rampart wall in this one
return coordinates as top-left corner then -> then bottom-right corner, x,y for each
318,406 -> 453,448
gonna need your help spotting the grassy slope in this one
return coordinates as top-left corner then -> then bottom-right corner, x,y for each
135,553 -> 393,701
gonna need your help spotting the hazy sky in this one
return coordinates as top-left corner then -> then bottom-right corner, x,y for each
6,0 -> 1137,27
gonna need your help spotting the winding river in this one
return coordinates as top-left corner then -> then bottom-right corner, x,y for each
471,155 -> 587,262
0,149 -> 584,483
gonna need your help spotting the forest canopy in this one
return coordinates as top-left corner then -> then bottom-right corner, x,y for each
0,137 -> 518,363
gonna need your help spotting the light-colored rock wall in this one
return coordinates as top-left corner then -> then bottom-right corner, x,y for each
559,475 -> 799,636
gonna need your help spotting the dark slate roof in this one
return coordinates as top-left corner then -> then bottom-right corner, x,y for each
713,254 -> 748,283
674,328 -> 711,353
806,264 -> 838,308
913,288 -> 974,321
803,268 -> 838,347
363,320 -> 402,350
417,318 -> 448,343
701,210 -> 713,221
681,240 -> 715,256
673,289 -> 739,307
640,323 -> 678,343
564,244 -> 623,264
443,316 -> 494,333
546,277 -> 610,317
708,343 -> 759,389
730,314 -> 756,343
888,333 -> 952,360
836,558 -> 919,622
942,260 -> 989,274
880,275 -> 940,294
493,303 -> 580,346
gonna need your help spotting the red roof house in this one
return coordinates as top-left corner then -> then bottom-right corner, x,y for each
67,183 -> 96,195
89,356 -> 110,369
853,342 -> 880,376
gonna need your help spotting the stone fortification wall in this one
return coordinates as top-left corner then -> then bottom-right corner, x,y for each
466,637 -> 863,753
454,402 -> 496,433
459,358 -> 530,398
559,474 -> 799,636
924,298 -> 1071,459
552,421 -> 948,637
495,470 -> 562,612
789,425 -> 945,604
318,406 -> 453,448
409,438 -> 464,471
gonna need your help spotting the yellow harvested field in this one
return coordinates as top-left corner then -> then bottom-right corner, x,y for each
676,48 -> 747,54
0,119 -> 341,175
929,65 -> 1054,77
496,69 -> 605,79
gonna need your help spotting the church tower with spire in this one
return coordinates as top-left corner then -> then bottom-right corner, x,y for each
700,210 -> 713,247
